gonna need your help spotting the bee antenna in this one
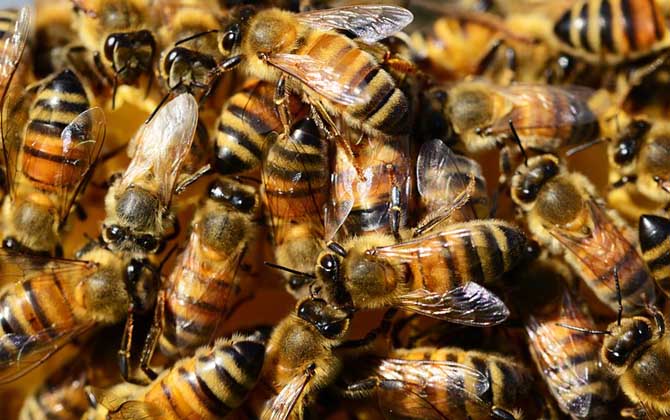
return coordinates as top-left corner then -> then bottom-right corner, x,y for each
234,175 -> 261,185
508,120 -> 527,166
175,29 -> 221,46
146,89 -> 173,124
111,74 -> 119,110
556,323 -> 612,335
264,261 -> 316,279
566,137 -> 607,157
614,265 -> 623,326
327,241 -> 347,257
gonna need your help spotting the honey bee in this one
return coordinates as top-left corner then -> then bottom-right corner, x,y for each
0,69 -> 105,257
515,257 -> 617,419
102,93 -> 199,255
262,117 -> 328,297
510,154 -> 656,313
215,80 -> 305,175
245,297 -> 350,420
71,0 -> 157,108
0,6 -> 30,101
85,333 -> 266,420
343,347 -> 543,420
443,81 -> 601,175
608,119 -> 670,208
31,2 -> 76,79
139,177 -> 259,367
325,130 -> 411,242
315,217 -> 525,324
639,214 -> 670,297
0,242 -> 158,384
416,138 -> 489,223
213,4 -> 414,138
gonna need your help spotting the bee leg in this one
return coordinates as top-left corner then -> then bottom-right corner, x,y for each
491,406 -> 518,420
118,305 -> 138,384
74,202 -> 88,221
275,75 -> 292,135
611,175 -> 637,189
174,164 -> 212,195
338,377 -> 380,399
388,165 -> 402,241
139,291 -> 165,381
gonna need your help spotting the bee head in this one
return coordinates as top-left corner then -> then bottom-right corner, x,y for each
602,316 -> 657,372
611,119 -> 650,166
511,154 -> 560,206
297,298 -> 350,340
103,30 -> 156,83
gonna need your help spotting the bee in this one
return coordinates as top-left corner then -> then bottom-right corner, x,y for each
262,117 -> 329,297
102,93 -> 199,255
0,242 -> 158,384
213,4 -> 414,138
71,0 -> 157,108
608,119 -> 670,208
214,80 -> 305,175
443,81 -> 601,176
343,346 -> 545,420
0,69 -> 105,257
0,6 -> 31,99
325,130 -> 411,242
244,297 -> 350,420
153,0 -> 224,108
639,214 -> 670,297
85,333 -> 266,420
510,154 -> 656,313
416,138 -> 489,223
139,177 -> 259,366
515,257 -> 617,419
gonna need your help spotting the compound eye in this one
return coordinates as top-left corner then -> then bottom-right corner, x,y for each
2,237 -> 18,250
615,141 -> 635,165
104,35 -> 118,60
633,320 -> 653,342
319,254 -> 337,271
319,319 -> 346,339
231,193 -> 254,212
515,184 -> 539,203
165,48 -> 180,72
104,225 -> 124,242
136,235 -> 159,252
221,26 -> 239,51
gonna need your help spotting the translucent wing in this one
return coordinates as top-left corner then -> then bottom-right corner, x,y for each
0,322 -> 96,384
550,200 -> 655,310
122,93 -> 198,207
263,368 -> 314,420
266,53 -> 370,105
525,290 -> 601,418
490,84 -> 597,135
0,249 -> 97,286
0,6 -> 30,101
416,139 -> 487,220
324,140 -> 355,241
108,401 -> 165,420
375,358 -> 491,419
297,6 -> 413,43
50,107 -> 105,223
394,282 -> 509,326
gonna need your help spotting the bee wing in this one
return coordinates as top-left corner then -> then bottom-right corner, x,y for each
325,141 -> 355,241
107,401 -> 165,420
0,6 -> 30,99
297,6 -> 413,44
121,93 -> 198,207
525,291 -> 598,418
550,200 -> 649,304
0,249 -> 97,286
490,84 -> 597,134
266,53 -> 370,105
0,321 -> 96,384
375,358 -> 491,419
416,139 -> 484,221
49,107 -> 106,223
263,368 -> 313,420
394,282 -> 509,326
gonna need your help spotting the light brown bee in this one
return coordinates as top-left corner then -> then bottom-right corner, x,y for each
262,117 -> 329,297
343,346 -> 543,420
0,7 -> 30,100
515,257 -> 617,419
244,298 -> 350,420
510,154 -> 656,313
85,333 -> 266,420
1,69 -> 105,256
0,242 -> 158,384
443,81 -> 600,175
71,0 -> 157,108
214,4 -> 414,138
214,80 -> 305,175
140,177 -> 259,366
102,93 -> 199,255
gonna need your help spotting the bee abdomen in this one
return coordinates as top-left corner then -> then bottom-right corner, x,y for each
553,0 -> 666,59
0,9 -> 18,38
146,336 -> 265,418
639,214 -> 670,295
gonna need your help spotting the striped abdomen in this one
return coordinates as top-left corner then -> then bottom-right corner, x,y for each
297,32 -> 410,137
392,220 -> 527,292
262,117 -> 328,240
0,273 -> 78,365
19,365 -> 89,420
639,214 -> 670,296
143,336 -> 265,420
0,9 -> 18,39
553,0 -> 668,62
385,347 -> 537,420
22,69 -> 90,192
215,82 -> 291,175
